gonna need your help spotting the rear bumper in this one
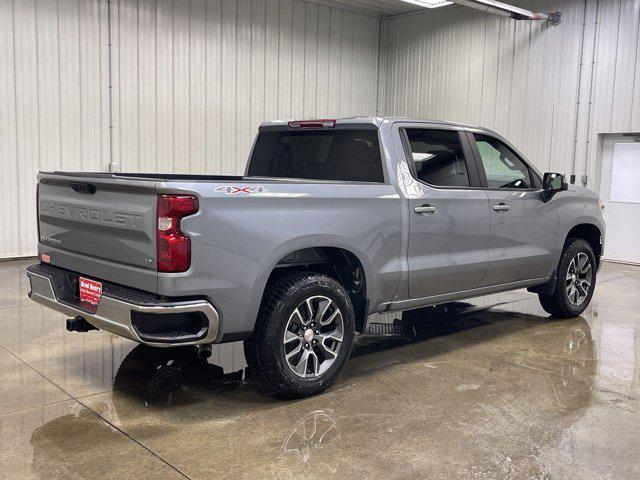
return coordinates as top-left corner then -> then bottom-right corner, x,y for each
26,264 -> 220,347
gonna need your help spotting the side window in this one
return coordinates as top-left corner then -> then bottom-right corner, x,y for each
405,129 -> 470,187
473,134 -> 533,189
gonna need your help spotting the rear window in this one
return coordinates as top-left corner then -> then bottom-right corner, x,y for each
247,129 -> 384,183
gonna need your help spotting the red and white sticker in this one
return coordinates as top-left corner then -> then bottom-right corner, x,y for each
41,254 -> 51,263
79,277 -> 102,306
215,185 -> 267,195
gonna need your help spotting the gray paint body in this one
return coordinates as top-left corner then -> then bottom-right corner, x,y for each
36,117 -> 605,342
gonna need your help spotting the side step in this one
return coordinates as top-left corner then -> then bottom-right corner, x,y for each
365,320 -> 415,337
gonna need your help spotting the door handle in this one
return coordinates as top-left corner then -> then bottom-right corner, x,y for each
414,205 -> 438,215
492,203 -> 511,212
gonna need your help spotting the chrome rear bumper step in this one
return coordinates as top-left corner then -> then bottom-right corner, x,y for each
26,264 -> 220,347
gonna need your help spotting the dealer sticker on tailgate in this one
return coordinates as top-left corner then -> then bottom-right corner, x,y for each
79,277 -> 102,305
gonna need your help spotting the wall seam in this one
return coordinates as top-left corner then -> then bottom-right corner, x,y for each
276,0 -> 281,119
77,0 -> 83,170
570,0 -> 589,178
188,0 -> 192,173
628,0 -> 640,127
56,0 -> 62,171
582,0 -> 601,182
11,0 -> 21,255
34,0 -> 41,175
154,0 -> 157,173
136,0 -> 140,172
478,13 -> 486,123
203,0 -> 207,174
492,17 -> 501,129
608,0 -> 624,131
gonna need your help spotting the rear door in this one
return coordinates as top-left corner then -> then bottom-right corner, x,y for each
467,132 -> 557,285
401,126 -> 491,299
37,173 -> 158,291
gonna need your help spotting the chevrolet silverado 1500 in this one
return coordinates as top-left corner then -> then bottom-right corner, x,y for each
27,117 -> 605,397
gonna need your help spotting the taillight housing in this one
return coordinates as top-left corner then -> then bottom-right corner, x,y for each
156,194 -> 199,273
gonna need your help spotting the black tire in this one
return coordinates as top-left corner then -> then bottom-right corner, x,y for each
244,271 -> 355,398
538,238 -> 597,318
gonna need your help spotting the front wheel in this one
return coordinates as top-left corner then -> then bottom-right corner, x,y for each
538,238 -> 597,318
244,271 -> 355,398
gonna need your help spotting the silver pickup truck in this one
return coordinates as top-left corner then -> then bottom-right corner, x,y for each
27,116 -> 605,397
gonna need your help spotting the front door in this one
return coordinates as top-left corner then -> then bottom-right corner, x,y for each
469,132 -> 557,286
402,127 -> 491,299
599,136 -> 640,264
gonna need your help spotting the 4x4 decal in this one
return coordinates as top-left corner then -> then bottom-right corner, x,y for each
215,185 -> 267,195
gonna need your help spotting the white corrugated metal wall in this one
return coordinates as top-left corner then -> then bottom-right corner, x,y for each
111,0 -> 380,174
0,0 -> 111,259
3,0 -> 640,259
0,0 -> 380,258
379,0 -> 640,185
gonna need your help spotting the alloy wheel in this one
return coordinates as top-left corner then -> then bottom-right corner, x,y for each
565,252 -> 592,306
283,295 -> 344,378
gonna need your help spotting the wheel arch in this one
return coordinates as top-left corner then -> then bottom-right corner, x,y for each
529,222 -> 603,296
565,223 -> 603,268
256,245 -> 371,333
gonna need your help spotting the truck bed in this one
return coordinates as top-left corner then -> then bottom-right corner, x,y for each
43,171 -> 246,181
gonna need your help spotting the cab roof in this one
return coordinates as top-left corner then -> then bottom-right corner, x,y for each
259,116 -> 494,134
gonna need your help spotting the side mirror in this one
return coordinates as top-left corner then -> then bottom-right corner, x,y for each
542,172 -> 568,201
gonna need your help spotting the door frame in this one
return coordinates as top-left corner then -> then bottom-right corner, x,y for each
397,126 -> 484,189
595,134 -> 640,197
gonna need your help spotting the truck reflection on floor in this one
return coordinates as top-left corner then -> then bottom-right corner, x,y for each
110,300 -> 597,405
112,345 -> 245,404
27,302 -> 597,478
282,410 -> 340,464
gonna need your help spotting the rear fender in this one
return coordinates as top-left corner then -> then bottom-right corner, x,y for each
245,235 -> 376,332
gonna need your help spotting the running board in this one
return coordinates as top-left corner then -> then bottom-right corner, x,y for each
365,322 -> 415,337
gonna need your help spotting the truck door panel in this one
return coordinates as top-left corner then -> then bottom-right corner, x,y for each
468,132 -> 557,285
399,127 -> 491,299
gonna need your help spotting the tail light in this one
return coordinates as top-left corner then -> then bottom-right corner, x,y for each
156,194 -> 199,273
287,119 -> 336,129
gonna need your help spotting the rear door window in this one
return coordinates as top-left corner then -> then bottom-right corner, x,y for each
247,129 -> 384,182
404,129 -> 471,187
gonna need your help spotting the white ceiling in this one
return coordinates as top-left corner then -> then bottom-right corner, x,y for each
311,0 -> 441,16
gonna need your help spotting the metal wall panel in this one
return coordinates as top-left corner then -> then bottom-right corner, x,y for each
381,0 -> 640,184
6,0 -> 636,260
110,0 -> 380,175
0,0 -> 380,258
0,0 -> 109,259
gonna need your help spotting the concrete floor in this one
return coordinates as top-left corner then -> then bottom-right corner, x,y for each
1,260 -> 639,479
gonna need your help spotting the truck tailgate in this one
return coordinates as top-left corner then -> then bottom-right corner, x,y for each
37,173 -> 158,292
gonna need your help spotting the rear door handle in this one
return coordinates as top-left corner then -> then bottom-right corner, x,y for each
414,205 -> 438,215
492,203 -> 511,212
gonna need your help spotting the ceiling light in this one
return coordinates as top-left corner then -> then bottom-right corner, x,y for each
400,0 -> 453,9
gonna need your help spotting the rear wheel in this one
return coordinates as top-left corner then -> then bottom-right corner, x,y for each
244,271 -> 355,398
538,238 -> 597,318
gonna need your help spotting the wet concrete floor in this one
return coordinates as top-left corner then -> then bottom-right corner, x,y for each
1,259 -> 639,479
